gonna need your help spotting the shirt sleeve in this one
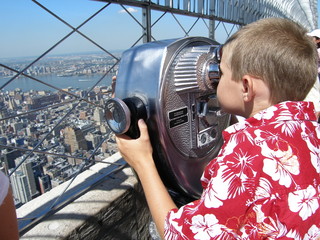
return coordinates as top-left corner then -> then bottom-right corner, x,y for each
164,130 -> 261,240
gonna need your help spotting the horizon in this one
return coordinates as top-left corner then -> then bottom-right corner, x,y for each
0,49 -> 124,62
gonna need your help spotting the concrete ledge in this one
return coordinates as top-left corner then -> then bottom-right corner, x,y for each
18,152 -> 152,240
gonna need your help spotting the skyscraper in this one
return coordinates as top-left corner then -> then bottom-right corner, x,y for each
38,174 -> 52,194
93,107 -> 104,125
20,159 -> 38,198
64,126 -> 88,153
10,170 -> 31,205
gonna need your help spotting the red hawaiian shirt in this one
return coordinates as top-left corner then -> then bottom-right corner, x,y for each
164,101 -> 320,240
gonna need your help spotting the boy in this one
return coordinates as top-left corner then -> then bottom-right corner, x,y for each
116,18 -> 320,239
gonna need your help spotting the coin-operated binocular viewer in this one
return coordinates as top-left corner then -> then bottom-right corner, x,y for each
105,37 -> 230,203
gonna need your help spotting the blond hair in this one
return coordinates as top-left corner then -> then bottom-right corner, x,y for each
223,18 -> 318,104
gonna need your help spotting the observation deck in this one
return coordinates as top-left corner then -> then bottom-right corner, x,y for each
0,0 -> 317,239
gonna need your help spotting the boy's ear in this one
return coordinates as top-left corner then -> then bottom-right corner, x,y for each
241,75 -> 254,102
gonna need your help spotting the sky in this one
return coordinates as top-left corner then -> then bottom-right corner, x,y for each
0,0 -> 144,58
1,0 -> 222,59
0,0 -> 319,59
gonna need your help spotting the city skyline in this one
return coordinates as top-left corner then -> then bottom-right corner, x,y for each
0,74 -> 118,207
0,52 -> 118,91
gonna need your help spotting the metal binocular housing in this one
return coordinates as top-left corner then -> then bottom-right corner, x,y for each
105,37 -> 230,201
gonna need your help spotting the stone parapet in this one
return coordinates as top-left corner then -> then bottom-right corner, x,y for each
18,152 -> 152,240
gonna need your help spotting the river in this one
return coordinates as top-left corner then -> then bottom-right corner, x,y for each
0,74 -> 113,92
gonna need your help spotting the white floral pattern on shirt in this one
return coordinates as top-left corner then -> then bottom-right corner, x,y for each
190,214 -> 222,240
288,185 -> 319,221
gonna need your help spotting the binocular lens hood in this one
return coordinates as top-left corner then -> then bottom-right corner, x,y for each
105,96 -> 147,139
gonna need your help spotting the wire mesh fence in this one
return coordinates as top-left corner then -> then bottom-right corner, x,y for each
0,0 -> 239,233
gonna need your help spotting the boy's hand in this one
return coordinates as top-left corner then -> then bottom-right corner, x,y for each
116,119 -> 177,239
115,119 -> 154,172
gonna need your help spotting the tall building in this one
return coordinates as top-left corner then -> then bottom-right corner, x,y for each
85,132 -> 102,150
64,126 -> 88,153
26,93 -> 59,110
38,174 -> 52,194
26,125 -> 36,137
93,107 -> 104,125
20,159 -> 38,198
79,111 -> 87,120
0,149 -> 21,171
11,122 -> 24,134
10,170 -> 31,205
0,108 -> 9,119
11,158 -> 40,205
8,98 -> 17,110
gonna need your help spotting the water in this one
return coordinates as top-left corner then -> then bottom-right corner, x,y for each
0,74 -> 113,92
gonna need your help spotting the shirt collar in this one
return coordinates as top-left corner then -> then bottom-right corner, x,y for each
224,101 -> 317,136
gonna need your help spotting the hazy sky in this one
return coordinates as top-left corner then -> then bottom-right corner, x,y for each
1,0 -> 222,58
0,0 -> 319,59
0,0 -> 143,58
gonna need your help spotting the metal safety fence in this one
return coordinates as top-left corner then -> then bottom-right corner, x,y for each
0,0 -> 241,233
